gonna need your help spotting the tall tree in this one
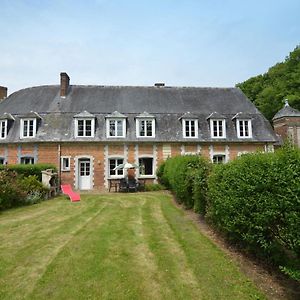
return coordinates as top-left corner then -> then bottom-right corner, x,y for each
237,45 -> 300,121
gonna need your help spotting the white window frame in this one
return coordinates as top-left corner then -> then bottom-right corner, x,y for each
74,118 -> 95,138
210,119 -> 226,138
182,119 -> 198,138
61,156 -> 71,171
136,119 -> 155,138
106,118 -> 126,138
0,120 -> 7,139
236,119 -> 252,138
20,156 -> 35,164
138,156 -> 155,178
20,118 -> 36,139
108,157 -> 124,178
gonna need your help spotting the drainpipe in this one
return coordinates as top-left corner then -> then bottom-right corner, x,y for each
58,143 -> 61,191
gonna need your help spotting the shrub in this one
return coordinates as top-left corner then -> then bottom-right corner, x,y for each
0,170 -> 50,210
0,170 -> 25,210
144,183 -> 165,191
19,175 -> 49,199
207,146 -> 300,280
162,155 -> 211,212
0,163 -> 56,180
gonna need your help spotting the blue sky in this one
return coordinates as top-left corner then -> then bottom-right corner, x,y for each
0,0 -> 299,94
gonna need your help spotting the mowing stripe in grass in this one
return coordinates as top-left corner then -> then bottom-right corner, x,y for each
141,194 -> 203,299
160,195 -> 266,300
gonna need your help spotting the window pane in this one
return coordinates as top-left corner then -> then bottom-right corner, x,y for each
218,121 -> 223,136
85,120 -> 92,136
213,155 -> 225,164
78,120 -> 84,136
0,158 -> 5,164
116,120 -> 123,136
213,120 -> 218,136
244,121 -> 249,136
23,120 -> 28,136
140,120 -> 145,136
28,120 -> 34,137
139,158 -> 153,175
185,121 -> 190,137
146,120 -> 152,136
109,120 -> 115,136
21,157 -> 34,164
190,121 -> 195,136
0,121 -> 5,138
239,120 -> 244,137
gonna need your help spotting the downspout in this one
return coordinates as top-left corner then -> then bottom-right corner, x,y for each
58,143 -> 61,191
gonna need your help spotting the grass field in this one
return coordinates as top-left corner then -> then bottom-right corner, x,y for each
0,192 -> 266,299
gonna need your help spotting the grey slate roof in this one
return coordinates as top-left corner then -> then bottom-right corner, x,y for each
0,85 -> 278,143
273,103 -> 300,120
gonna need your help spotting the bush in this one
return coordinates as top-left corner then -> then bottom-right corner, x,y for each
144,183 -> 165,191
0,170 -> 50,210
161,155 -> 211,212
0,163 -> 56,180
0,170 -> 26,210
207,146 -> 300,280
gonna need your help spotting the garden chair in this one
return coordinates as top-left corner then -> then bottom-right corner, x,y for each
61,184 -> 80,202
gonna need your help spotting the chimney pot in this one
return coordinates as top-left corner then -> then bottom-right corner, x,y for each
154,83 -> 165,87
60,72 -> 70,98
0,86 -> 8,101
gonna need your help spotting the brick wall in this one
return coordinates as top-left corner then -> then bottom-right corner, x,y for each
1,141 -> 270,189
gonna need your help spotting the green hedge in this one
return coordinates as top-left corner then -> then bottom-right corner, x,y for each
207,146 -> 300,280
0,163 -> 56,180
158,155 -> 211,213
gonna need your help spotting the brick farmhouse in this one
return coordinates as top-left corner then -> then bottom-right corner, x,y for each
0,72 -> 297,190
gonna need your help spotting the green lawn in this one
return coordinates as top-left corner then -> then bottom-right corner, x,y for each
0,192 -> 265,300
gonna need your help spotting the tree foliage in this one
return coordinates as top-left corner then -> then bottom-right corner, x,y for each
237,45 -> 300,121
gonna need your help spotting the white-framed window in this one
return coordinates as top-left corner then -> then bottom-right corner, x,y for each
182,119 -> 198,138
61,156 -> 71,171
20,118 -> 36,138
210,119 -> 226,138
236,119 -> 252,138
0,120 -> 7,139
20,156 -> 35,164
109,158 -> 124,178
136,119 -> 155,138
106,119 -> 126,138
75,118 -> 95,138
138,157 -> 154,177
212,154 -> 226,164
0,157 -> 5,164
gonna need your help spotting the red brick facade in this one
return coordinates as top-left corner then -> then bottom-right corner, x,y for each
0,141 -> 268,190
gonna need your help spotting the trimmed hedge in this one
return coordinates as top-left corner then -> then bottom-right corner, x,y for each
158,147 -> 300,280
0,163 -> 56,180
207,146 -> 300,280
157,155 -> 211,213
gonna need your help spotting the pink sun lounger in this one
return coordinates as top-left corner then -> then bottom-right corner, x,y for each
61,184 -> 80,202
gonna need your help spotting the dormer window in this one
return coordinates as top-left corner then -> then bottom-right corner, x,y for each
207,112 -> 226,139
180,112 -> 198,139
136,112 -> 155,138
232,113 -> 252,139
0,120 -> 7,139
106,111 -> 127,138
21,118 -> 36,138
20,112 -> 41,139
183,119 -> 198,138
237,120 -> 252,138
74,111 -> 95,138
211,119 -> 226,138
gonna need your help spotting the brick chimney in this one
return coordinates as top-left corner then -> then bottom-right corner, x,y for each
0,86 -> 8,101
60,72 -> 70,98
